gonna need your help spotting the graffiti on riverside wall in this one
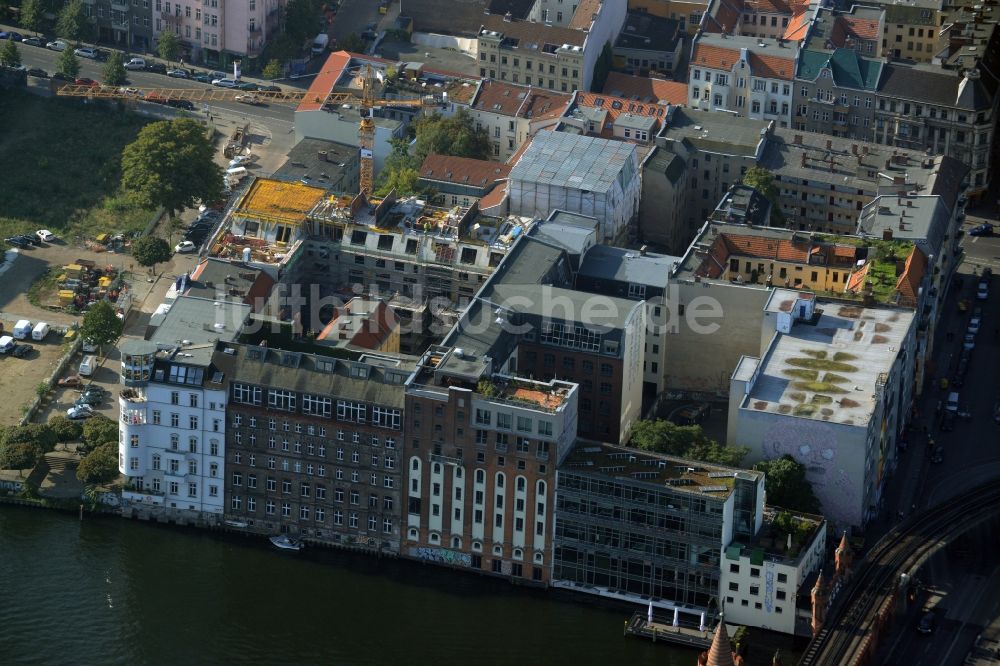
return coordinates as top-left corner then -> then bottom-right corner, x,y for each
409,547 -> 472,567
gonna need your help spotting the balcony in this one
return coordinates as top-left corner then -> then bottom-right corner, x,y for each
121,407 -> 147,425
430,453 -> 463,466
495,442 -> 508,454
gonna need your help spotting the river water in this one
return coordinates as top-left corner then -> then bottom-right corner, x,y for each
0,506 -> 695,665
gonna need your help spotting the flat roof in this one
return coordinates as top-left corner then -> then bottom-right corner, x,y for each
272,138 -> 358,190
577,244 -> 678,288
509,131 -> 637,194
234,179 -> 328,223
660,107 -> 768,157
615,12 -> 682,52
858,194 -> 943,242
741,290 -> 914,425
150,296 -> 250,366
561,442 -> 763,501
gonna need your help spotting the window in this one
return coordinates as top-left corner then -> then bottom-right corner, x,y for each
302,394 -> 332,417
372,406 -> 401,429
268,389 -> 296,411
337,400 -> 367,423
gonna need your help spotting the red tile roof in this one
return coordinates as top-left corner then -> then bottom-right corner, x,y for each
601,72 -> 688,105
297,51 -> 351,112
695,233 -> 861,278
895,247 -> 927,306
471,80 -> 569,119
703,0 -> 743,34
419,154 -> 511,189
836,15 -> 881,42
691,43 -> 795,80
478,181 -> 508,212
783,10 -> 811,41
568,0 -> 603,30
572,91 -> 666,138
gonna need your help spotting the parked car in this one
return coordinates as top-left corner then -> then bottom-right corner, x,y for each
191,71 -> 213,83
66,404 -> 95,420
166,98 -> 195,110
234,81 -> 259,91
235,94 -> 263,105
27,67 -> 49,78
74,47 -> 98,59
145,62 -> 167,74
175,240 -> 197,253
257,84 -> 282,93
46,39 -> 68,51
939,410 -> 956,432
74,392 -> 104,407
118,86 -> 143,97
58,374 -> 83,388
79,385 -> 108,398
211,78 -> 239,88
11,343 -> 33,358
968,317 -> 981,335
0,31 -> 24,41
35,229 -> 56,243
968,223 -> 994,237
22,36 -> 44,47
4,237 -> 30,249
929,447 -> 944,464
124,57 -> 146,70
16,234 -> 40,246
52,72 -> 74,82
977,281 -> 989,300
82,338 -> 98,353
0,335 -> 14,355
74,77 -> 99,87
166,68 -> 189,78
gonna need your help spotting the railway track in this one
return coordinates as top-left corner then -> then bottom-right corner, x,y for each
799,479 -> 1000,665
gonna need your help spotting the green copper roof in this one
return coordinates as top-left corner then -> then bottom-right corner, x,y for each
797,48 -> 883,91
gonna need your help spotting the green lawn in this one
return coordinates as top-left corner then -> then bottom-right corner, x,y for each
0,89 -> 156,240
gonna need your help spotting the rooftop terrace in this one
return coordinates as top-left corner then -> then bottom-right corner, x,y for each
725,506 -> 825,566
561,442 -> 763,500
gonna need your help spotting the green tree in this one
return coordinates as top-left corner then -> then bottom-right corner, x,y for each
79,300 -> 123,350
0,39 -> 21,67
412,109 -> 491,161
49,416 -> 84,443
56,0 -> 89,44
630,419 -> 748,466
284,0 -> 323,43
76,442 -> 118,484
3,424 -> 58,451
340,32 -> 366,53
56,47 -> 80,77
0,442 -> 42,470
103,51 -> 127,85
742,166 -> 783,226
131,236 -> 173,272
266,33 -> 300,63
121,118 -> 223,219
20,0 -> 45,34
590,40 -> 613,92
754,455 -> 822,514
157,30 -> 180,64
82,415 -> 118,450
262,59 -> 283,80
375,166 -> 419,197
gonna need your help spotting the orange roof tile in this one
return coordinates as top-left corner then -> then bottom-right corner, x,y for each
478,181 -> 508,212
419,154 -> 511,189
568,0 -> 602,30
703,0 -> 743,34
471,80 -> 569,119
691,43 -> 795,80
846,261 -> 870,292
602,72 -> 688,105
895,247 -> 927,305
297,51 -> 351,113
837,16 -> 880,41
573,92 -> 666,138
783,11 -> 811,40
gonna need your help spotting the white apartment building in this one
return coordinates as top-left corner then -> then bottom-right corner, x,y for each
689,33 -> 798,128
118,297 -> 250,523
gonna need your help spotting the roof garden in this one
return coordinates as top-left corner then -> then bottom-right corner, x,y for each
726,506 -> 825,566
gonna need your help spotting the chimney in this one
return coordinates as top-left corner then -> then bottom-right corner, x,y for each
883,228 -> 893,241
794,134 -> 803,145
893,175 -> 906,185
851,144 -> 858,155
640,245 -> 648,256
319,151 -> 328,162
503,11 -> 512,22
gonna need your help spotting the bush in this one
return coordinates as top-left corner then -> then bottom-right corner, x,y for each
76,442 -> 119,484
49,415 -> 84,442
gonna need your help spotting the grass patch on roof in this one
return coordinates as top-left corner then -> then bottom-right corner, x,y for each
783,369 -> 819,380
792,381 -> 849,394
787,357 -> 859,373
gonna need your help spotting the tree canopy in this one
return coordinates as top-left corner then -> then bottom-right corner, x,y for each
0,39 -> 21,67
82,415 -> 118,451
262,59 -> 283,80
284,0 -> 324,45
79,300 -> 123,349
754,455 -> 822,514
340,32 -> 366,54
56,48 -> 80,77
121,118 -> 223,218
77,442 -> 118,484
0,424 -> 57,470
49,416 -> 84,442
103,51 -> 127,86
20,0 -> 45,34
742,166 -> 783,226
131,236 -> 173,270
56,0 -> 90,44
157,30 -> 180,63
630,419 -> 749,467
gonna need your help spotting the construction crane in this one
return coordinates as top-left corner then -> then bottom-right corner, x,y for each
55,65 -> 441,196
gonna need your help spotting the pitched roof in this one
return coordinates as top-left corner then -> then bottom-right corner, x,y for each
702,0 -> 743,34
572,92 -> 666,138
833,15 -> 881,43
895,246 -> 927,306
705,621 -> 737,666
480,14 -> 586,49
692,42 -> 795,80
297,51 -> 351,112
602,72 -> 688,104
783,9 -> 811,41
568,0 -> 602,30
419,154 -> 511,189
695,232 -> 861,278
879,64 -> 992,111
471,80 -> 569,118
797,48 -> 882,90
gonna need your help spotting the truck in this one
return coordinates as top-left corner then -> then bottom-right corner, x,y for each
311,33 -> 330,55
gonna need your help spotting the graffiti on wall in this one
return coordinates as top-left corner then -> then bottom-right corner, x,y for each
762,419 -> 859,526
409,547 -> 472,567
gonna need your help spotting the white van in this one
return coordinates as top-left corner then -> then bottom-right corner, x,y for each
225,166 -> 248,181
945,392 -> 959,412
12,319 -> 32,339
0,335 -> 14,354
79,355 -> 97,377
32,322 -> 50,341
